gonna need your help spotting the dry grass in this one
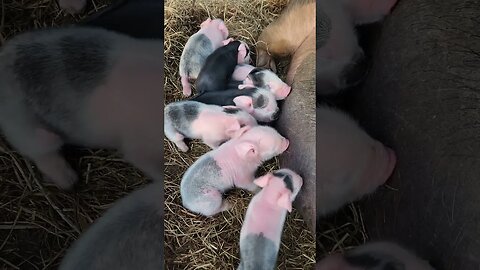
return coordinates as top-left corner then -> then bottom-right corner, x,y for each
164,0 -> 315,269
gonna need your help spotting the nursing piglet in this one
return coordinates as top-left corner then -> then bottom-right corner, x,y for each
237,169 -> 303,270
190,87 -> 280,123
164,100 -> 257,151
195,40 -> 251,94
59,182 -> 164,270
316,241 -> 435,270
316,0 -> 397,95
316,106 -> 396,217
0,27 -> 163,189
231,64 -> 291,100
179,18 -> 230,96
180,126 -> 289,216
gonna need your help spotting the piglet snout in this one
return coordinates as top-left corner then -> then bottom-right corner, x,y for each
279,85 -> 292,99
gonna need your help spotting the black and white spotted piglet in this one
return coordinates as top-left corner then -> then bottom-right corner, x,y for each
164,100 -> 257,151
0,27 -> 163,188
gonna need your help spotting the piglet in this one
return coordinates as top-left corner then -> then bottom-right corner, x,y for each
316,0 -> 397,95
180,126 -> 289,216
316,106 -> 396,217
316,241 -> 435,270
190,87 -> 280,123
230,64 -> 291,100
179,18 -> 230,97
195,40 -> 251,94
59,182 -> 164,270
59,0 -> 86,14
164,100 -> 257,151
237,169 -> 303,270
0,27 -> 163,189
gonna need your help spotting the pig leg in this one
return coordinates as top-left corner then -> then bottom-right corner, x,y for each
1,122 -> 77,189
181,75 -> 192,97
186,189 -> 231,216
58,0 -> 87,15
164,122 -> 189,152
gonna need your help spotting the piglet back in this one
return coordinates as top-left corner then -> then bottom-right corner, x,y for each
238,233 -> 278,270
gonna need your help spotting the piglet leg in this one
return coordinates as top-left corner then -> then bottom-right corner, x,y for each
181,75 -> 192,97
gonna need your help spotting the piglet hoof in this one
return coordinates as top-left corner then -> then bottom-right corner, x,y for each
176,142 -> 189,152
182,88 -> 191,97
43,170 -> 79,190
58,0 -> 87,14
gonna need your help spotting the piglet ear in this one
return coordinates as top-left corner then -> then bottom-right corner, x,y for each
200,18 -> 212,28
253,173 -> 273,188
232,125 -> 251,138
233,96 -> 253,113
235,141 -> 258,159
277,192 -> 292,212
222,38 -> 234,46
225,120 -> 241,137
218,23 -> 229,37
238,77 -> 254,90
237,43 -> 247,63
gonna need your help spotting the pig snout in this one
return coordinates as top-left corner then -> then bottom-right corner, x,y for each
370,143 -> 397,186
382,146 -> 397,183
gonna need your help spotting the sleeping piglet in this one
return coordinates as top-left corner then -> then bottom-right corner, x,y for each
190,87 -> 280,123
0,27 -> 163,189
179,18 -> 230,97
230,64 -> 291,100
316,106 -> 396,217
237,169 -> 303,270
316,241 -> 435,270
195,39 -> 251,94
164,100 -> 257,151
180,125 -> 289,216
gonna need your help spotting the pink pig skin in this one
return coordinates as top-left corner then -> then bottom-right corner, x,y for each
232,64 -> 255,81
237,169 -> 302,270
180,126 -> 289,217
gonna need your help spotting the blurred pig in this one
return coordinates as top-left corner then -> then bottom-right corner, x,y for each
180,126 -> 289,216
0,27 -> 163,189
164,100 -> 257,151
190,87 -> 280,123
316,106 -> 396,217
195,40 -> 251,93
179,18 -> 230,97
59,0 -> 87,14
230,64 -> 291,100
316,0 -> 397,95
237,169 -> 303,270
316,241 -> 435,270
59,182 -> 164,270
256,0 -> 315,84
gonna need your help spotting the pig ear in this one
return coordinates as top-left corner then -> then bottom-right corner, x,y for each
218,23 -> 229,37
222,38 -> 234,46
233,125 -> 251,138
233,96 -> 253,113
238,43 -> 247,62
235,141 -> 258,159
200,18 -> 212,28
277,192 -> 292,212
238,77 -> 254,89
253,173 -> 273,188
225,119 -> 241,137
